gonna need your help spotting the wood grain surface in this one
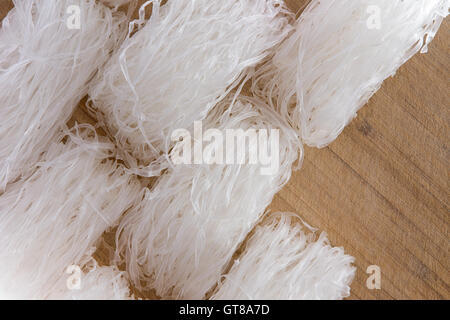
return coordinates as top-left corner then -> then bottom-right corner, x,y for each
1,0 -> 448,300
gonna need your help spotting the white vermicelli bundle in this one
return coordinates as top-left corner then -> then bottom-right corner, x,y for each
212,213 -> 356,300
0,0 -> 127,190
117,97 -> 300,299
88,0 -> 292,176
253,0 -> 449,147
0,127 -> 141,299
48,256 -> 133,300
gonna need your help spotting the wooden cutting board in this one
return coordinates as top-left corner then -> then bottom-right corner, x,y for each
1,0 -> 448,300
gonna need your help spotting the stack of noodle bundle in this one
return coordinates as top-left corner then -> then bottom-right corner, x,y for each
116,97 -> 301,299
0,126 -> 141,299
0,0 -> 127,190
252,0 -> 449,147
4,0 -> 445,300
212,213 -> 355,300
88,0 -> 292,176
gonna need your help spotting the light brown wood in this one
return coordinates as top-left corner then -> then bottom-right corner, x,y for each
1,0 -> 448,300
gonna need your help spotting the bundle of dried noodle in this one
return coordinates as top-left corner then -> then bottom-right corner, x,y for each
117,97 -> 301,299
88,0 -> 292,176
252,0 -> 449,147
212,213 -> 355,300
0,126 -> 141,299
0,0 -> 127,190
